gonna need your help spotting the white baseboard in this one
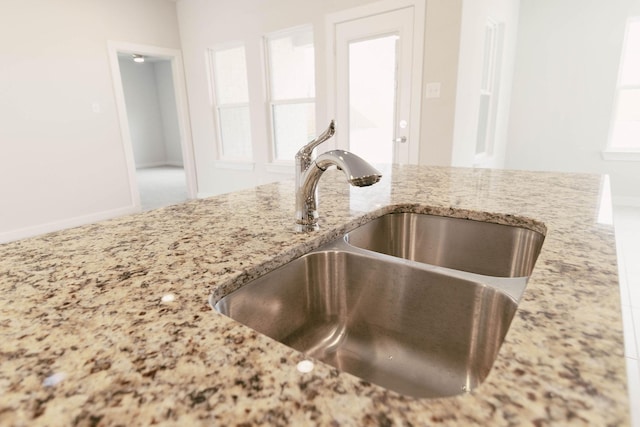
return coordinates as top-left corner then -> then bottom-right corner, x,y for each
136,161 -> 185,169
166,161 -> 184,167
136,161 -> 168,169
0,205 -> 139,244
613,196 -> 640,208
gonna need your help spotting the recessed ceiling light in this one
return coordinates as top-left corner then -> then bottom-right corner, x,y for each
133,54 -> 145,63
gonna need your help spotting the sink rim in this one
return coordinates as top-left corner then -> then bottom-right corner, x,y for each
208,205 -> 547,306
209,235 -> 531,310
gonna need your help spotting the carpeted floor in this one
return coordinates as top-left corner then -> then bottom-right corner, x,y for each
136,166 -> 188,211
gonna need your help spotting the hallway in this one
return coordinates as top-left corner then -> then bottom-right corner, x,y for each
136,166 -> 188,211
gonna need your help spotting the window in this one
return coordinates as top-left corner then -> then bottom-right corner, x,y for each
266,26 -> 316,162
209,45 -> 253,160
607,18 -> 640,152
475,19 -> 503,163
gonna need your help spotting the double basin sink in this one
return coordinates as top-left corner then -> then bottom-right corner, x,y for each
212,212 -> 545,398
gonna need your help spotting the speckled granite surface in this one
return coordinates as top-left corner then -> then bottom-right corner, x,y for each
0,166 -> 629,426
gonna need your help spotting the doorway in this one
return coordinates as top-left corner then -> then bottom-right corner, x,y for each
327,0 -> 425,165
108,42 -> 197,211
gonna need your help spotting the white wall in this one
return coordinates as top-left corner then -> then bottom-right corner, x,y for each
418,0 -> 463,166
506,0 -> 640,204
450,0 -> 521,168
0,0 -> 182,242
177,0 -> 463,196
119,58 -> 183,168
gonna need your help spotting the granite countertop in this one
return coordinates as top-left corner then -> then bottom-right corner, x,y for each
0,166 -> 629,426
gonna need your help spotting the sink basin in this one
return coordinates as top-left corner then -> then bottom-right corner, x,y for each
214,248 -> 519,398
345,213 -> 545,277
213,212 -> 545,398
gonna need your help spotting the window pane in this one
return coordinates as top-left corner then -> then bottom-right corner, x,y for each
620,21 -> 640,86
272,103 -> 315,161
616,89 -> 640,121
267,29 -> 315,100
611,89 -> 640,148
481,24 -> 496,91
214,46 -> 249,104
476,93 -> 491,154
219,106 -> 252,158
475,20 -> 502,158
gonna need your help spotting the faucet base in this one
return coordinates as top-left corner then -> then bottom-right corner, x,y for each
294,207 -> 319,233
294,222 -> 320,233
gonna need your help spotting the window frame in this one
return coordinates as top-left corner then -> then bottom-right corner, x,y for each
207,43 -> 254,164
604,17 -> 640,160
264,25 -> 317,165
474,18 -> 503,165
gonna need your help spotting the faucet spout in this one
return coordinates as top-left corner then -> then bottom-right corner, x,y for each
315,150 -> 382,187
295,121 -> 382,232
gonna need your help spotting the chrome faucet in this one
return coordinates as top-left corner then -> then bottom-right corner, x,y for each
295,120 -> 382,231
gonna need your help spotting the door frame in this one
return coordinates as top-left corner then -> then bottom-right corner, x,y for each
107,41 -> 197,210
325,0 -> 425,164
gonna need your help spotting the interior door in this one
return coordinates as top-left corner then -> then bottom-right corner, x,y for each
335,7 -> 415,164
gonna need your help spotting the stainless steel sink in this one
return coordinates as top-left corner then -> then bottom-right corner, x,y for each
212,212 -> 545,398
345,213 -> 544,277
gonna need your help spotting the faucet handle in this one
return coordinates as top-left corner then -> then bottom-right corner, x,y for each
295,120 -> 336,160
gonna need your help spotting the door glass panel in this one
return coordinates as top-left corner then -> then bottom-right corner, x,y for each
348,35 -> 397,163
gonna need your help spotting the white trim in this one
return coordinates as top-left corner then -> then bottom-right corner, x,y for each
474,19 -> 503,161
108,42 -> 141,211
136,162 -> 185,169
214,160 -> 255,171
107,41 -> 198,206
271,98 -> 315,106
0,206 -> 138,244
325,0 -> 425,164
266,23 -> 315,41
601,150 -> 640,161
597,175 -> 613,225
